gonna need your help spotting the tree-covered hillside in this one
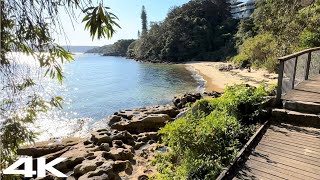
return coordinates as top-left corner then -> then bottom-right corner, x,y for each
86,39 -> 135,56
127,0 -> 238,62
233,0 -> 320,72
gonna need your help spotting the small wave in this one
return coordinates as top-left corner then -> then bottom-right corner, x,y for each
30,112 -> 95,142
185,66 -> 206,93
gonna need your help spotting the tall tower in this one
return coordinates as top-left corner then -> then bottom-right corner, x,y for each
229,0 -> 257,19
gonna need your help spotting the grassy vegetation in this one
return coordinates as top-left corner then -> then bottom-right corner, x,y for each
152,85 -> 274,179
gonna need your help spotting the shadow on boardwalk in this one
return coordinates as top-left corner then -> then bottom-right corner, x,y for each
233,122 -> 320,180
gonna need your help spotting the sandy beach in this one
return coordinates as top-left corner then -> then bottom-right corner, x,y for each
185,61 -> 278,92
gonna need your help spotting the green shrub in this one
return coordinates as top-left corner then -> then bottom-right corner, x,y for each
298,0 -> 320,48
158,111 -> 243,179
231,53 -> 250,68
155,85 -> 271,179
232,33 -> 279,72
210,85 -> 269,124
233,0 -> 320,73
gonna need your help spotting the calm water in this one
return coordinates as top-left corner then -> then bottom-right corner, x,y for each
1,53 -> 202,140
61,54 -> 202,120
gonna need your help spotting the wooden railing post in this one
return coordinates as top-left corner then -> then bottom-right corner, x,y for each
276,59 -> 285,106
292,56 -> 298,89
276,47 -> 320,106
305,51 -> 312,80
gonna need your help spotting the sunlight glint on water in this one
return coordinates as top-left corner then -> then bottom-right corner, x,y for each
1,53 -> 204,141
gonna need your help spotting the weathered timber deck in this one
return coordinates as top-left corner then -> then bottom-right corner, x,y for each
283,75 -> 320,103
234,123 -> 320,180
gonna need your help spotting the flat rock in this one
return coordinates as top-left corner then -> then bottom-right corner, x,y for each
111,114 -> 172,133
17,137 -> 84,158
90,129 -> 135,146
111,105 -> 179,121
108,148 -> 134,161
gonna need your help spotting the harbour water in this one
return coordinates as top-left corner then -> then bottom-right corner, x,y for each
18,54 -> 203,140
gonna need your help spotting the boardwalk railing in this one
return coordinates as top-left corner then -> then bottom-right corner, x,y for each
276,47 -> 320,105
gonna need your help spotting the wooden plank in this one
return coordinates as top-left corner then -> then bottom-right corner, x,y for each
250,156 -> 320,179
256,143 -> 320,162
234,123 -> 320,179
252,150 -> 320,171
259,140 -> 320,157
235,167 -> 282,180
260,137 -> 320,154
235,169 -> 275,180
252,149 -> 320,170
263,134 -> 320,149
244,166 -> 296,180
254,146 -> 320,171
261,134 -> 320,150
264,126 -> 320,140
264,132 -> 320,144
266,126 -> 320,140
282,75 -> 320,103
245,158 -> 319,180
283,90 -> 320,103
268,125 -> 320,139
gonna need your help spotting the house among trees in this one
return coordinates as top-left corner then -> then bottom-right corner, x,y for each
229,0 -> 256,19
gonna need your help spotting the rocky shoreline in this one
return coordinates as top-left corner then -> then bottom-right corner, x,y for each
18,92 -> 221,180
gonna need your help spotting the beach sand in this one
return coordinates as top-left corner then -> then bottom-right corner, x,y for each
185,61 -> 278,92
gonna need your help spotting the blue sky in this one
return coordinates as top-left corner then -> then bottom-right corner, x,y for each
58,0 -> 249,46
58,0 -> 189,46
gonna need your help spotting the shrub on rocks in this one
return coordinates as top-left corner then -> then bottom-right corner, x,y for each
155,84 -> 274,179
204,91 -> 222,98
173,93 -> 202,109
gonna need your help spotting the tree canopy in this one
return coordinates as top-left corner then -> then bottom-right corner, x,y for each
128,0 -> 238,62
86,39 -> 135,56
233,0 -> 320,72
0,0 -> 119,176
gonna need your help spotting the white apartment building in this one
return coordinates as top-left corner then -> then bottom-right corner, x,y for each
229,0 -> 256,19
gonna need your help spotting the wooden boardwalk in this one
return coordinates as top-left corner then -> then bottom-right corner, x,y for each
283,75 -> 320,103
224,48 -> 320,180
234,123 -> 320,180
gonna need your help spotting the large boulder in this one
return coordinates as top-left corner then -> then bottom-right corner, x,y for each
77,160 -> 117,180
74,160 -> 98,175
110,105 -> 180,126
17,137 -> 84,158
173,93 -> 202,109
108,148 -> 134,161
17,127 -> 160,180
90,130 -> 112,145
108,115 -> 122,126
111,114 -> 172,133
90,129 -> 135,146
